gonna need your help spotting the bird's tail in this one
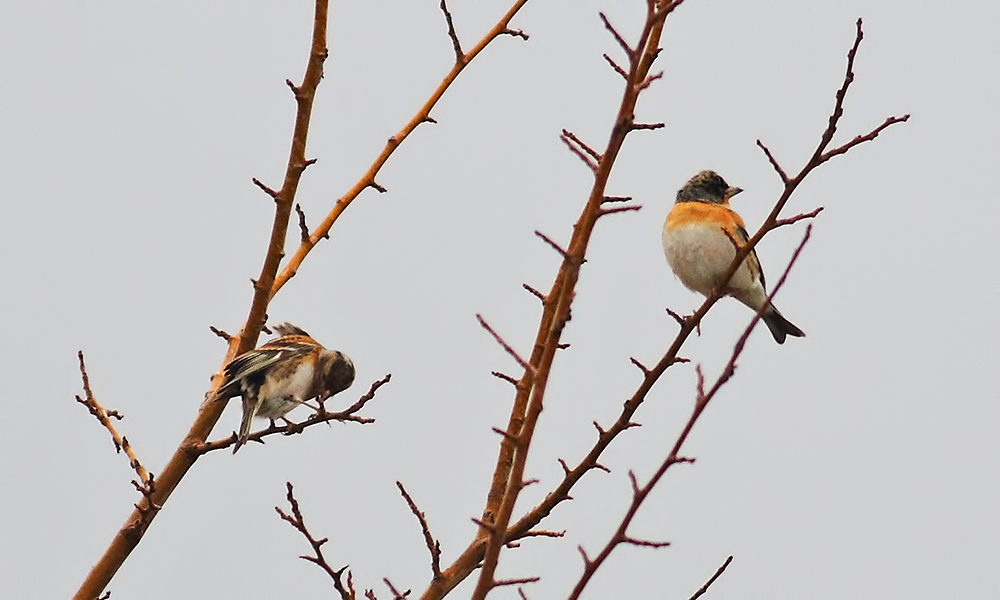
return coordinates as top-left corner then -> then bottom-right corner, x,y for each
762,305 -> 805,345
234,396 -> 260,454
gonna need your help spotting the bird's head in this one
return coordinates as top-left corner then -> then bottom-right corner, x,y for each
676,170 -> 742,204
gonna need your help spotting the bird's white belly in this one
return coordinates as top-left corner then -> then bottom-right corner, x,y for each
256,362 -> 315,419
662,223 -> 757,298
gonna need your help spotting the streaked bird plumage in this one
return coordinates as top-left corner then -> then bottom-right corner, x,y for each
211,323 -> 355,452
662,170 -> 804,344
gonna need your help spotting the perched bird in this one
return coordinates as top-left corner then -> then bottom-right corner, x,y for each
662,170 -> 805,344
211,323 -> 355,452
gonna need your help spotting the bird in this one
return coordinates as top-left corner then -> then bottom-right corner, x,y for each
662,170 -> 805,344
210,323 -> 356,452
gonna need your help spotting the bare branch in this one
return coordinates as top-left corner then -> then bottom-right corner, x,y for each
492,371 -> 519,386
522,283 -> 545,302
774,206 -> 824,228
251,177 -> 280,199
602,53 -> 628,79
688,556 -> 734,600
559,132 -> 599,173
477,314 -> 532,372
295,203 -> 310,243
75,352 -> 152,492
561,129 -> 601,161
276,482 -> 354,600
818,114 -> 910,164
598,205 -> 642,218
493,577 -> 540,588
397,482 -> 442,580
534,230 -> 569,259
756,139 -> 789,184
209,326 -> 232,342
599,12 -> 635,60
439,0 -> 465,64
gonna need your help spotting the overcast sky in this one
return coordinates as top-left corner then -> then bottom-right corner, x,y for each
2,1 -> 997,599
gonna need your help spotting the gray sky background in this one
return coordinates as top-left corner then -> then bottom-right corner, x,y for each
1,1 -> 997,598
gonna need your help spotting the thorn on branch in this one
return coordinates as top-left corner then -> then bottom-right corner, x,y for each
471,517 -> 498,533
578,545 -> 592,567
492,427 -> 522,446
598,12 -> 635,60
593,463 -> 610,474
559,130 -> 600,173
251,177 -> 280,200
628,470 -> 640,496
631,122 -> 664,131
422,115 -> 438,124
561,129 -> 600,161
598,205 -> 642,218
501,28 -> 529,41
630,357 -> 650,376
477,314 -> 532,372
558,458 -> 571,476
522,283 -> 546,302
491,371 -> 519,386
593,421 -> 605,436
295,203 -> 310,243
439,0 -> 465,64
602,195 -> 632,204
637,71 -> 664,92
286,78 -> 301,96
602,53 -> 628,79
209,326 -> 232,342
534,230 -> 570,259
369,180 -> 387,194
665,307 -> 686,328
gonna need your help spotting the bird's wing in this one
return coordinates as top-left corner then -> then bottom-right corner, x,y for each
213,337 -> 316,400
734,222 -> 766,290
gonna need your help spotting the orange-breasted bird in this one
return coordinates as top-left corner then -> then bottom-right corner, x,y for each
211,323 -> 355,452
662,170 -> 804,344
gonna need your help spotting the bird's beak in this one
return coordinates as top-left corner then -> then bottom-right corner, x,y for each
725,186 -> 743,200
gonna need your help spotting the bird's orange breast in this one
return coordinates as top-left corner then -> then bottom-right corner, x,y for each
665,200 -> 745,233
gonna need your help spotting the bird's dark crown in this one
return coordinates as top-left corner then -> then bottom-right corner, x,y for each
676,170 -> 734,204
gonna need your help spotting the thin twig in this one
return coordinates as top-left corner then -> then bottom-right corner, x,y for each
396,482 -> 443,580
197,374 -> 389,454
75,352 -> 152,491
276,482 -> 355,600
439,0 -> 465,63
476,314 -> 533,372
687,556 -> 734,600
